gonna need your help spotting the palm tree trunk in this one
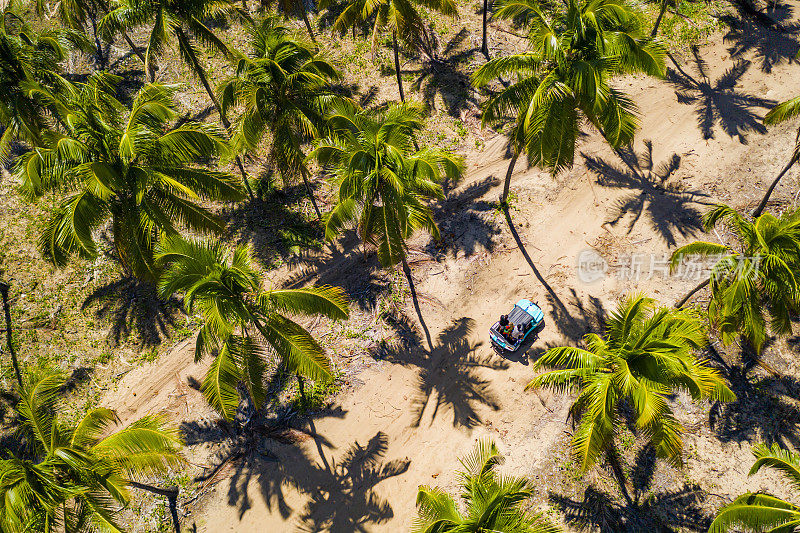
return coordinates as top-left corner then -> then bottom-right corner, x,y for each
651,0 -> 669,37
297,374 -> 307,406
401,256 -> 433,351
752,156 -> 798,217
300,168 -> 323,220
175,29 -> 255,200
0,282 -> 22,389
481,0 -> 490,59
299,3 -> 318,44
392,31 -> 405,103
122,32 -> 147,71
606,443 -> 634,507
501,153 -> 518,205
128,481 -> 180,533
89,13 -> 106,69
674,277 -> 709,308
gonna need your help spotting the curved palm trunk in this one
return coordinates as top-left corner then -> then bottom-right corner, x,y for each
128,481 -> 180,533
175,28 -> 255,200
0,281 -> 22,389
651,0 -> 669,38
299,4 -> 318,44
122,32 -> 147,68
301,167 -> 323,220
752,156 -> 798,217
481,0 -> 490,59
392,31 -> 405,103
401,256 -> 433,351
500,153 -> 518,205
674,277 -> 709,308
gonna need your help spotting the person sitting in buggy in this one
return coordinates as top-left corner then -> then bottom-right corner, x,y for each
499,315 -> 515,342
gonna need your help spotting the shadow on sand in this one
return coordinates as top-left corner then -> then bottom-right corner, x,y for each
665,47 -> 775,143
582,141 -> 707,246
374,314 -> 507,428
721,0 -> 800,73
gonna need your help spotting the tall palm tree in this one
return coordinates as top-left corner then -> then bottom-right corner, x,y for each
0,278 -> 21,388
753,86 -> 800,217
309,101 -> 463,349
220,16 -> 343,217
671,204 -> 800,354
527,293 -> 734,503
472,0 -> 666,204
709,443 -> 800,532
414,439 -> 561,533
156,236 -> 350,420
0,370 -> 183,532
15,75 -> 244,283
0,6 -> 72,162
327,0 -> 458,101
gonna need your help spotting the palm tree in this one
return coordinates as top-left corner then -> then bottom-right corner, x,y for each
34,0 -> 144,67
709,443 -> 800,532
753,87 -> 800,217
0,6 -> 72,162
481,0 -> 492,59
220,16 -> 343,217
155,236 -> 350,420
259,0 -> 319,43
309,101 -> 463,349
671,204 -> 800,354
527,293 -> 734,503
327,0 -> 458,101
414,439 -> 561,532
15,76 -> 244,283
0,370 -> 183,532
472,0 -> 666,204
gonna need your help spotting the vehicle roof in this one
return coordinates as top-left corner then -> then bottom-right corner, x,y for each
510,299 -> 544,325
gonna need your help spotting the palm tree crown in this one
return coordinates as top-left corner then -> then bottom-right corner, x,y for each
0,370 -> 182,532
709,443 -> 800,532
156,236 -> 350,420
528,294 -> 734,473
472,0 -> 666,178
414,439 -> 560,532
327,0 -> 458,101
15,76 -> 244,282
310,100 -> 463,267
220,16 -> 343,215
670,204 -> 800,354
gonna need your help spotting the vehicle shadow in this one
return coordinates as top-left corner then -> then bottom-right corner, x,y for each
426,175 -> 502,259
665,47 -> 775,143
582,141 -> 706,246
550,445 -> 715,532
183,413 -> 409,530
721,0 -> 800,73
374,314 -> 507,428
81,277 -> 184,348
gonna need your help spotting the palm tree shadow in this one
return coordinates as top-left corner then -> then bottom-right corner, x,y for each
223,184 -> 324,269
81,277 -> 184,348
665,47 -> 775,143
281,230 -> 393,311
709,361 -> 800,449
426,175 -> 503,258
182,414 -> 408,530
720,0 -> 800,73
582,141 -> 706,246
550,445 -> 714,531
408,28 -> 482,118
374,314 -> 507,428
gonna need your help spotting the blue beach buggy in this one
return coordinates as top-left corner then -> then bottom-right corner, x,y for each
489,299 -> 544,353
